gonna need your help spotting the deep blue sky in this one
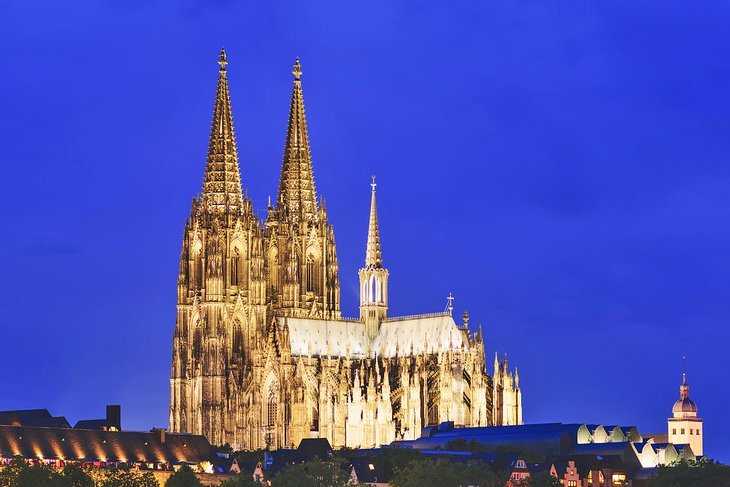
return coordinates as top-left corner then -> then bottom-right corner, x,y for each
1,0 -> 728,460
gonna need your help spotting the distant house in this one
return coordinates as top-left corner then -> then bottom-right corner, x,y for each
506,458 -> 530,486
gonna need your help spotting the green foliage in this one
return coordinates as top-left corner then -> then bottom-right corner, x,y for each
513,471 -> 562,487
218,473 -> 262,487
0,461 -> 157,487
97,468 -> 159,487
62,465 -> 94,487
270,457 -> 349,487
390,458 -> 502,487
649,458 -> 730,487
0,460 -> 66,487
163,466 -> 202,487
367,448 -> 422,480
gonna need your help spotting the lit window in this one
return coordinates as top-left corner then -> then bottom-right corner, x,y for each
368,463 -> 375,471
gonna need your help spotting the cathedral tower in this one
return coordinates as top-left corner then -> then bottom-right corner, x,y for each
359,177 -> 389,339
668,372 -> 703,456
265,59 -> 341,319
169,50 -> 267,446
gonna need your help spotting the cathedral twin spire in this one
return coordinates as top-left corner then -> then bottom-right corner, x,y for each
201,49 -> 243,213
277,58 -> 318,221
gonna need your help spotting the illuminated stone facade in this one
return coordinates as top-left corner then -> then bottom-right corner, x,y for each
169,50 -> 522,450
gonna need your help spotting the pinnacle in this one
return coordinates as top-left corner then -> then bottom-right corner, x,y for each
365,176 -> 383,269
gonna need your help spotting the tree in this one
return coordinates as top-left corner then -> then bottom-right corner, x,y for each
649,459 -> 730,487
218,473 -> 263,487
514,471 -> 562,487
390,458 -> 503,487
271,457 -> 350,487
164,466 -> 202,487
0,460 -> 66,487
62,465 -> 94,487
97,468 -> 160,487
368,448 -> 422,481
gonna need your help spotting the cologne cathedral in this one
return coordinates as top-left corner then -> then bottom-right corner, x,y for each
169,50 -> 522,450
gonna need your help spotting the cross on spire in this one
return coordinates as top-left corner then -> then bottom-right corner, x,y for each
447,292 -> 454,316
292,58 -> 302,80
218,48 -> 228,73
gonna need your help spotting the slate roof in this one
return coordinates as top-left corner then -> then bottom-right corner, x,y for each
0,409 -> 71,429
74,419 -> 114,430
408,422 -> 582,456
0,425 -> 217,465
281,313 -> 464,359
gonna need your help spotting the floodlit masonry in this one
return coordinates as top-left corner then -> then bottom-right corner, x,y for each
168,50 -> 522,450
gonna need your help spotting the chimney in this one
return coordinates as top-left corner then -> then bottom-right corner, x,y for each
106,405 -> 121,431
152,428 -> 167,444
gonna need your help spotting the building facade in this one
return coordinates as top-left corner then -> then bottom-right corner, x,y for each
169,50 -> 522,450
668,373 -> 703,456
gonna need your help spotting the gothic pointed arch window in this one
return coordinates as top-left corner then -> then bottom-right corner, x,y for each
265,379 -> 278,448
268,247 -> 279,292
369,274 -> 377,303
193,239 -> 203,289
306,254 -> 318,293
311,405 -> 319,432
267,385 -> 277,428
231,247 -> 240,286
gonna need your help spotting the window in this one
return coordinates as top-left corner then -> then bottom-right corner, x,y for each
311,407 -> 319,431
690,429 -> 693,435
306,256 -> 317,293
681,428 -> 685,435
269,249 -> 278,291
672,428 -> 677,435
231,248 -> 240,286
194,253 -> 203,288
267,400 -> 276,427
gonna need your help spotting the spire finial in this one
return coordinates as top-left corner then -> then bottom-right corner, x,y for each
292,58 -> 302,80
218,48 -> 228,73
447,292 -> 454,316
371,175 -> 377,192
